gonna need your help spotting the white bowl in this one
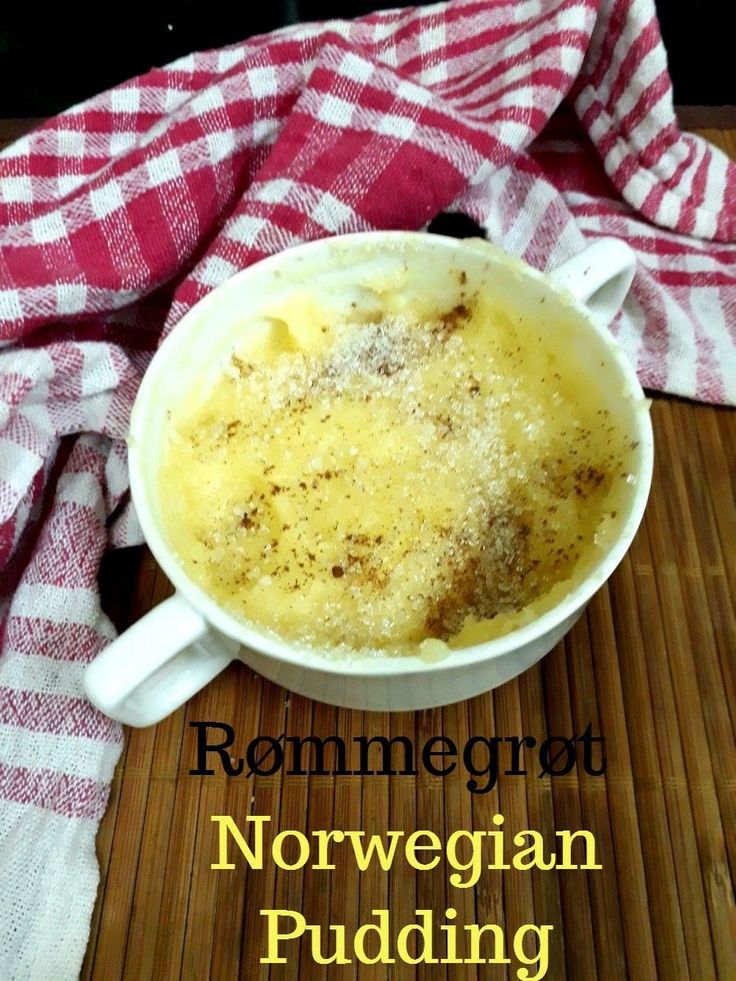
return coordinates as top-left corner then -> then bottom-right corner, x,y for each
84,232 -> 653,725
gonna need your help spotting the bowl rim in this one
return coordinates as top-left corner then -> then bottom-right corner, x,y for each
128,230 -> 654,678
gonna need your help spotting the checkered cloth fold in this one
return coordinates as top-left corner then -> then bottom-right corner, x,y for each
1,0 -> 734,976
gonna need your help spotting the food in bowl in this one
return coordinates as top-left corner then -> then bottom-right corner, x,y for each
157,241 -> 638,658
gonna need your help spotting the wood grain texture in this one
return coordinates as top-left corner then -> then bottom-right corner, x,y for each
1,118 -> 732,980
84,129 -> 736,981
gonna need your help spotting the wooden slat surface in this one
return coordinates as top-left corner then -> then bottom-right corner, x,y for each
3,119 -> 733,979
84,398 -> 736,981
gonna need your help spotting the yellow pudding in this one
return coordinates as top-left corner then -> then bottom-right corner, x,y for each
158,261 -> 635,657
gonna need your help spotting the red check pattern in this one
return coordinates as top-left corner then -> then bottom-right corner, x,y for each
0,1 -> 734,974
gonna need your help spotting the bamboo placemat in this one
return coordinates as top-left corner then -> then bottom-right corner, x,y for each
3,119 -> 732,980
85,401 -> 736,981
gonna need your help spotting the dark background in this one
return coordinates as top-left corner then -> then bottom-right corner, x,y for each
0,1 -> 731,117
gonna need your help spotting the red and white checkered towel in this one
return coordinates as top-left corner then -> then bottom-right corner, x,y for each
1,0 -> 734,975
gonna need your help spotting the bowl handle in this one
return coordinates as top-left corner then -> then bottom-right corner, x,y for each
548,238 -> 636,326
83,592 -> 238,726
